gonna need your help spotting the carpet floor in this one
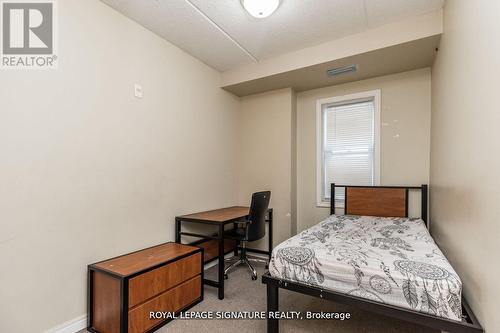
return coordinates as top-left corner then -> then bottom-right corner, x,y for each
82,261 -> 437,333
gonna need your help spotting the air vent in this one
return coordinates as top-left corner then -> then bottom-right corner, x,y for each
327,64 -> 357,77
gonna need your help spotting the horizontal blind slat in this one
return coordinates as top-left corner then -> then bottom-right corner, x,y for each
323,99 -> 375,200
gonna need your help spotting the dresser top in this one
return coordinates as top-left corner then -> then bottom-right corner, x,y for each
90,242 -> 199,277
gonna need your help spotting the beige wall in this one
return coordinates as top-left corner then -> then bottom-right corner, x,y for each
296,69 -> 431,231
238,89 -> 294,249
0,1 -> 240,332
430,1 -> 500,332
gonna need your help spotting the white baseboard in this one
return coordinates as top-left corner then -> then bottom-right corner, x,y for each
43,314 -> 87,333
43,253 -> 267,333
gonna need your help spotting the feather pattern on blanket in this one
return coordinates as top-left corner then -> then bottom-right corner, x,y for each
269,215 -> 462,321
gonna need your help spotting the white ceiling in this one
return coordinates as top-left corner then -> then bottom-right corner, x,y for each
102,0 -> 444,72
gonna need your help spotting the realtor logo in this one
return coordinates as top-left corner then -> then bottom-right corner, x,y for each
1,0 -> 57,69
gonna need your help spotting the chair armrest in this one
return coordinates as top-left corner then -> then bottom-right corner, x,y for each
233,220 -> 250,229
233,219 -> 251,238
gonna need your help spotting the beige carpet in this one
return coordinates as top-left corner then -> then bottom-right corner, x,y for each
82,261 -> 437,333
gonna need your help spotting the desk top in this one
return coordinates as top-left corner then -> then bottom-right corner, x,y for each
177,206 -> 250,223
90,242 -> 199,277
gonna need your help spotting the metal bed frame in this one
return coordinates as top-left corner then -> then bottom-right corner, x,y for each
262,183 -> 483,333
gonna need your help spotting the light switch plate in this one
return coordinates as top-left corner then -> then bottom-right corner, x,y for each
134,84 -> 143,98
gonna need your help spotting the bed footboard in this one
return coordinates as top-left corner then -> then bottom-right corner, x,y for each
262,273 -> 483,333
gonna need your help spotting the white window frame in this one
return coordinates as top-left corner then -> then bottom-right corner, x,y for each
316,90 -> 381,208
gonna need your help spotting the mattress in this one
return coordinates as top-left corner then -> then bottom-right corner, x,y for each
269,215 -> 463,321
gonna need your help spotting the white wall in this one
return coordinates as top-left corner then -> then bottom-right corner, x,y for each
238,88 -> 294,249
0,1 -> 240,332
430,1 -> 500,332
296,69 -> 431,231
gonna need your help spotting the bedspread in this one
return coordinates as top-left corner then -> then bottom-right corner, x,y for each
269,215 -> 462,321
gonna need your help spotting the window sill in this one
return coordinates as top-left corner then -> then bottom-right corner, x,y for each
316,202 -> 345,209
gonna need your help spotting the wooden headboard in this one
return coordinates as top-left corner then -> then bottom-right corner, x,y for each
330,184 -> 428,225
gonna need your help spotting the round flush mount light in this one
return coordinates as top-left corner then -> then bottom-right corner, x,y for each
241,0 -> 281,18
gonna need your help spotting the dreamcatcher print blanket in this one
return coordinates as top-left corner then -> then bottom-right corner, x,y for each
269,215 -> 463,321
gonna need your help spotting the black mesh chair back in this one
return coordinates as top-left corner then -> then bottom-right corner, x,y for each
246,191 -> 271,241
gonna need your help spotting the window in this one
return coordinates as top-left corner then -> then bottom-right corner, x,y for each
316,90 -> 380,207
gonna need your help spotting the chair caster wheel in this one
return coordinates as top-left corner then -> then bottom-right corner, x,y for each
224,274 -> 228,280
252,275 -> 257,280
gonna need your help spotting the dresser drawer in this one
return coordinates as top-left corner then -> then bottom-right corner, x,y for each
89,243 -> 203,333
128,252 -> 201,308
128,275 -> 201,333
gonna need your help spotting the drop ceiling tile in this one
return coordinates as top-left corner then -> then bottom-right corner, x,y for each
101,0 -> 444,72
190,0 -> 368,60
102,0 -> 254,71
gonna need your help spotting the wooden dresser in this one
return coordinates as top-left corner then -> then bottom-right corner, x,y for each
88,242 -> 203,333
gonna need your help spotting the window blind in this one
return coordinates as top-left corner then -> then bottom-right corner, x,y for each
323,99 -> 375,202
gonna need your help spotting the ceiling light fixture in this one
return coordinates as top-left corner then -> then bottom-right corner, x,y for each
241,0 -> 281,18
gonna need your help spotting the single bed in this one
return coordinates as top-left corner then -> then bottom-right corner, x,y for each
262,184 -> 483,333
270,214 -> 463,320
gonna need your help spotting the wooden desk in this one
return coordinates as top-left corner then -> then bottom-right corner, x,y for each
175,206 -> 273,300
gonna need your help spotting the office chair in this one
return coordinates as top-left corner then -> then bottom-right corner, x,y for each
223,191 -> 271,280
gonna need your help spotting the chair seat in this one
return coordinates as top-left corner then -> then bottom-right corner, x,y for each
224,228 -> 248,241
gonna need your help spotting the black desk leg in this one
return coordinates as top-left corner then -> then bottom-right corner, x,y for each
175,218 -> 181,243
267,283 -> 279,333
218,224 -> 224,300
268,209 -> 273,261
